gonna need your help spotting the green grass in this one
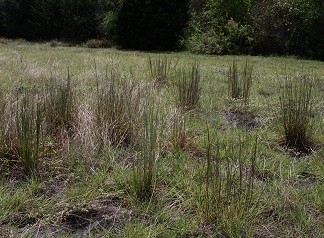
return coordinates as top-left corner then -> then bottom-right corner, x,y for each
0,43 -> 323,237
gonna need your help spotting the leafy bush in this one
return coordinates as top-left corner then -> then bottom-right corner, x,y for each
186,0 -> 324,59
86,39 -> 112,48
251,0 -> 324,59
185,17 -> 253,55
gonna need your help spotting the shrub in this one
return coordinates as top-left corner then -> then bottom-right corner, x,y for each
279,75 -> 314,153
185,18 -> 254,55
176,62 -> 201,110
85,39 -> 112,48
251,0 -> 324,58
50,40 -> 58,47
227,59 -> 253,105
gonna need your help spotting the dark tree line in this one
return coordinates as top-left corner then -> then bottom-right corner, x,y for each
0,0 -> 323,60
0,0 -> 105,41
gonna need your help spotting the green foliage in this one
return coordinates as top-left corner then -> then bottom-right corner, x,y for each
186,0 -> 324,59
102,11 -> 118,40
186,16 -> 254,55
250,0 -> 324,59
280,75 -> 315,153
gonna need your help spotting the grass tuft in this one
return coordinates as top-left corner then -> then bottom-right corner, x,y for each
15,90 -> 43,177
279,75 -> 315,153
133,93 -> 160,201
95,70 -> 141,148
200,130 -> 258,233
148,55 -> 173,88
176,62 -> 201,110
228,59 -> 253,105
44,70 -> 75,134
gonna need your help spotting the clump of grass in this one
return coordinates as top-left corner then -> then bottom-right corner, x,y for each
95,70 -> 141,147
133,94 -> 160,201
148,55 -> 172,87
200,131 -> 257,234
15,90 -> 43,177
169,110 -> 186,151
0,92 -> 6,156
176,62 -> 201,110
44,70 -> 75,134
228,60 -> 253,105
280,75 -> 314,153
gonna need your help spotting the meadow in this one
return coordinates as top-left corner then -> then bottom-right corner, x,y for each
0,42 -> 323,237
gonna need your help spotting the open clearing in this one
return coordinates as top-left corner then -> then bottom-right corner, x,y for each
0,43 -> 324,237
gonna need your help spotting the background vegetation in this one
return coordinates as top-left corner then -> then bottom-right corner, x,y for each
0,0 -> 324,59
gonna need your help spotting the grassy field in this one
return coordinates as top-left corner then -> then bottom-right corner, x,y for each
0,42 -> 324,237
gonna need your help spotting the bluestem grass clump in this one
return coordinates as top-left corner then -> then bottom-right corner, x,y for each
148,55 -> 172,87
133,93 -> 160,201
0,92 -> 6,157
176,62 -> 201,110
200,131 -> 257,231
169,110 -> 187,151
280,75 -> 314,153
228,60 -> 253,105
95,70 -> 141,147
44,70 -> 75,134
15,90 -> 43,177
